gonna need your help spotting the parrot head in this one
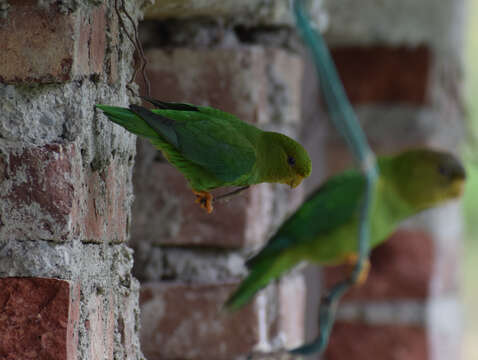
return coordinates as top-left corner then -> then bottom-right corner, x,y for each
260,132 -> 312,188
384,149 -> 466,211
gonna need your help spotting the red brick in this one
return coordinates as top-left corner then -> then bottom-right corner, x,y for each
83,158 -> 130,243
0,1 -> 105,84
331,46 -> 430,105
139,282 -> 267,359
77,5 -> 106,75
131,140 -> 273,248
324,230 -> 434,300
0,142 -> 130,243
325,322 -> 427,360
0,143 -> 78,241
0,278 -> 79,360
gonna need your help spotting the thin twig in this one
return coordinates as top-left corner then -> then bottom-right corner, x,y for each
114,0 -> 151,97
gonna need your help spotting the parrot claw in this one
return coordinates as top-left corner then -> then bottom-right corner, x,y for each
355,260 -> 370,286
193,191 -> 214,213
344,253 -> 370,286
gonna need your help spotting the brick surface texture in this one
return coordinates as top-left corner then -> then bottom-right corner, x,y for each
0,278 -> 79,360
0,142 -> 131,243
0,0 -> 142,359
0,0 -> 106,83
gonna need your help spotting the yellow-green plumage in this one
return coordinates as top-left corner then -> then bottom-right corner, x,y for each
96,98 -> 311,196
225,149 -> 466,310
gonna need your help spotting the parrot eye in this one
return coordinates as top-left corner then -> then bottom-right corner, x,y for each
438,164 -> 450,178
287,156 -> 296,166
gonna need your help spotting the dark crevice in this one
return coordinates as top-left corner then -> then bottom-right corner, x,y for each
139,19 -> 300,52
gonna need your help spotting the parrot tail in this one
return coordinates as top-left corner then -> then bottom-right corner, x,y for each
96,105 -> 159,140
224,251 -> 300,312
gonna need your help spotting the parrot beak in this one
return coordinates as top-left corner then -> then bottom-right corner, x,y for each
450,162 -> 466,197
289,175 -> 304,188
450,178 -> 466,198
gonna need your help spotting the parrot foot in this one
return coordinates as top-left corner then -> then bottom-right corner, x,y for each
344,253 -> 370,286
193,190 -> 214,213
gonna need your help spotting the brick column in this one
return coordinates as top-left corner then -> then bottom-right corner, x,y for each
0,1 -> 143,359
132,2 -> 326,358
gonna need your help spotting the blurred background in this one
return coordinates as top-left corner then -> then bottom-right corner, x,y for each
134,1 -> 477,359
463,0 -> 478,358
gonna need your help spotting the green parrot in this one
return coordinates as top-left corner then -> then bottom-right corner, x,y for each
96,97 -> 311,213
225,148 -> 466,311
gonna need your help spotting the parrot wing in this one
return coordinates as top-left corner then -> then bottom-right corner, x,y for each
247,170 -> 365,268
130,105 -> 256,183
140,96 -> 199,112
141,96 -> 241,123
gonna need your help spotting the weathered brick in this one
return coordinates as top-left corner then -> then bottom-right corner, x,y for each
0,1 -> 106,84
85,292 -> 115,360
324,230 -> 434,300
0,277 -> 79,360
83,157 -> 131,244
331,46 -> 430,105
0,142 -> 130,243
325,322 -> 427,360
0,143 -> 79,241
76,5 -> 106,75
139,282 -> 270,360
131,139 -> 274,248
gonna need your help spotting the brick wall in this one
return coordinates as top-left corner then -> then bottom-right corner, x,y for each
0,1 -> 144,359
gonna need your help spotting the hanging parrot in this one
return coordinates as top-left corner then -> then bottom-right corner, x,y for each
224,148 -> 466,311
96,97 -> 311,213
